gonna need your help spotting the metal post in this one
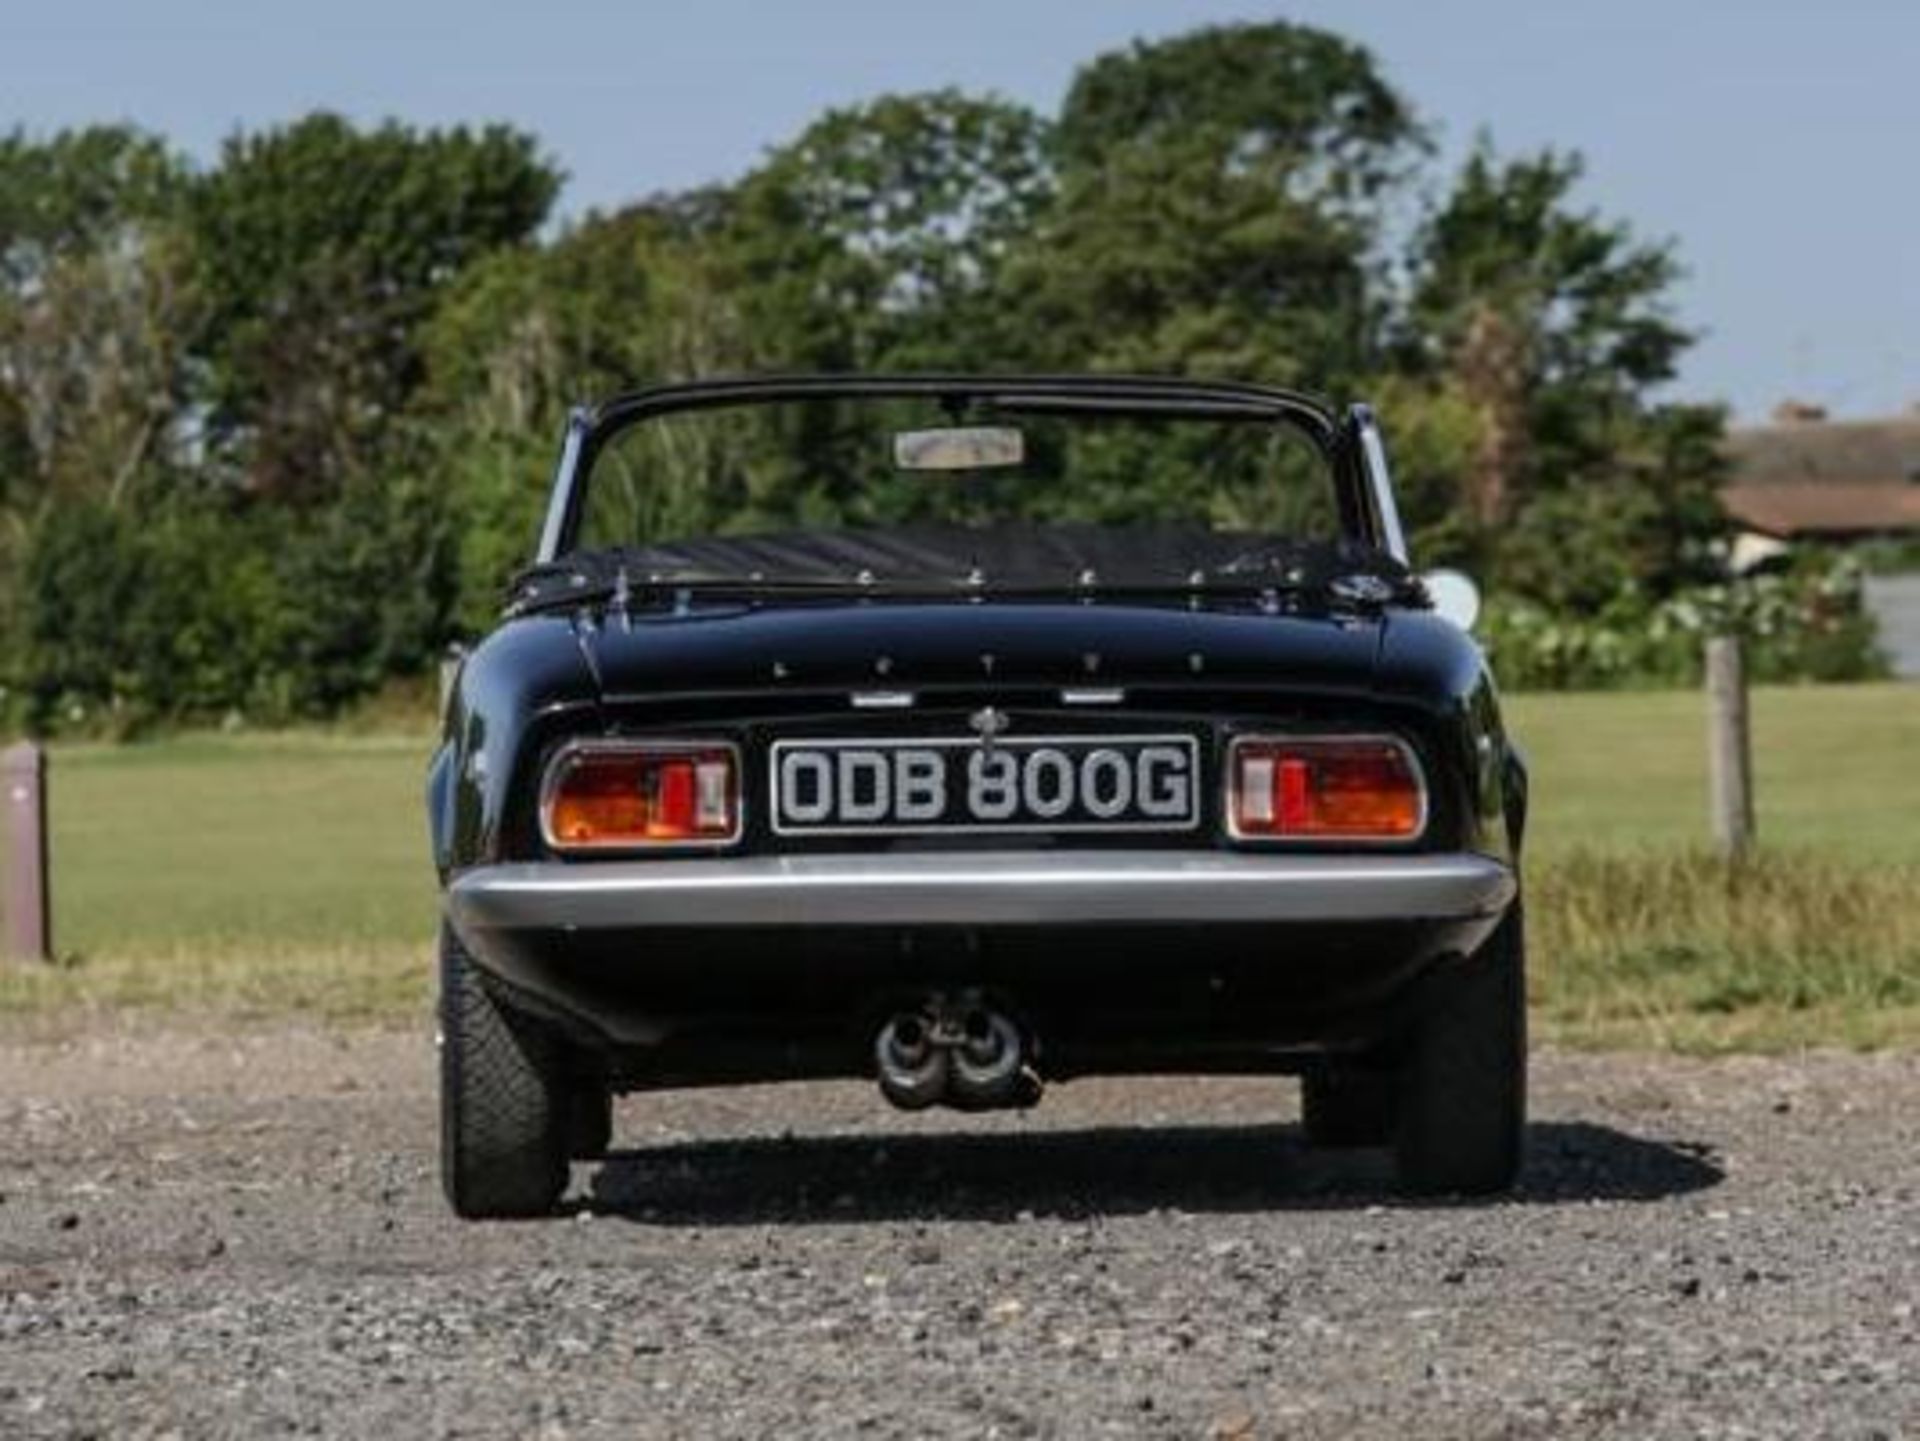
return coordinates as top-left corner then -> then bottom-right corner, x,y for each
1706,636 -> 1755,859
3,741 -> 51,962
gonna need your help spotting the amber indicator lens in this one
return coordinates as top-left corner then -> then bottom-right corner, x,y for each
1230,738 -> 1423,840
544,747 -> 738,849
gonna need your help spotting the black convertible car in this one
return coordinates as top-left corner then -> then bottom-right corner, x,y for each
428,375 -> 1527,1218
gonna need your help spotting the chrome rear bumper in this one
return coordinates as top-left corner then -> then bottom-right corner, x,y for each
447,851 -> 1515,931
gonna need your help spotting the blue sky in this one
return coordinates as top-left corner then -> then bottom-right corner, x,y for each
6,1 -> 1916,422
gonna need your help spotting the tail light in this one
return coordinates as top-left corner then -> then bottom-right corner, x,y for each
1227,736 -> 1426,842
541,741 -> 741,852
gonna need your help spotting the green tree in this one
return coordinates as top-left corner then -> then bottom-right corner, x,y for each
0,126 -> 193,520
186,114 -> 561,499
0,126 -> 197,705
0,125 -> 182,289
722,90 -> 1054,373
1402,144 -> 1724,602
419,204 -> 753,629
1056,20 -> 1420,203
1004,21 -> 1424,385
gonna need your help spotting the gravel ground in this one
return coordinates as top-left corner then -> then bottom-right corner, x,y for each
1,1026 -> 1916,1439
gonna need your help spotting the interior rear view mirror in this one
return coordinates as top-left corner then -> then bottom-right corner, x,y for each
893,426 -> 1025,472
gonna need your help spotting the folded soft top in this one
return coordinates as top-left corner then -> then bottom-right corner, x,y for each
513,525 -> 1420,611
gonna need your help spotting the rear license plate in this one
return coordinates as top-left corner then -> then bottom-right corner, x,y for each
769,735 -> 1201,836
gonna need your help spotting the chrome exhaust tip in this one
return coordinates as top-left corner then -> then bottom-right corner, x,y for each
874,1010 -> 948,1110
873,994 -> 1039,1111
947,1007 -> 1026,1108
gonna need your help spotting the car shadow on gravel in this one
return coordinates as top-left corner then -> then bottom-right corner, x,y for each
583,1121 -> 1722,1224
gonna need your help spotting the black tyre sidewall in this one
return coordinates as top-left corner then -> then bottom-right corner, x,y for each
1302,1064 -> 1393,1148
567,1086 -> 614,1160
439,924 -> 569,1218
1391,900 -> 1528,1196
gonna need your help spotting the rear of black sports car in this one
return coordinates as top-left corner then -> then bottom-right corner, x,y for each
427,377 -> 1528,1217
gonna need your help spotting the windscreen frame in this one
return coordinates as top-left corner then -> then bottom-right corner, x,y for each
536,374 -> 1373,565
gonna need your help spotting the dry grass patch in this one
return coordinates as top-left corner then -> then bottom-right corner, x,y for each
1531,850 -> 1920,1052
0,939 -> 427,1038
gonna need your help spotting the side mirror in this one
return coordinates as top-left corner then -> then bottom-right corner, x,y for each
1422,568 -> 1481,631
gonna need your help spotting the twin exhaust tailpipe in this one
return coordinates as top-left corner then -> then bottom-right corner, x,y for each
874,993 -> 1038,1111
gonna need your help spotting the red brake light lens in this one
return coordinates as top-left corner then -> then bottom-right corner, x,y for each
1228,737 -> 1425,841
542,744 -> 740,850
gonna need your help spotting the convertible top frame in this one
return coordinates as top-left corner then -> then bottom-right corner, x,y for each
534,374 -> 1408,567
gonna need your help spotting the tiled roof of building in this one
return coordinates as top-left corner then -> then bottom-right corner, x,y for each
1722,409 -> 1920,537
1722,482 -> 1920,538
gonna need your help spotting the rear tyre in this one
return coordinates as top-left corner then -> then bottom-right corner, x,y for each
1391,901 -> 1527,1196
1301,1064 -> 1392,1147
439,924 -> 569,1218
568,1085 -> 614,1160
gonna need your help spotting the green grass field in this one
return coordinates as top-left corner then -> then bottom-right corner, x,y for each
3,683 -> 1916,1047
1504,685 -> 1920,861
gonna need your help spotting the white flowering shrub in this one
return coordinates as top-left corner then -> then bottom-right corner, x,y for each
1479,555 -> 1886,691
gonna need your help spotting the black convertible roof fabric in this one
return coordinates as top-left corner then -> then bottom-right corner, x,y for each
512,525 -> 1422,611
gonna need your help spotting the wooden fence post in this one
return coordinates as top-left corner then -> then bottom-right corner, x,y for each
1705,635 -> 1755,859
3,741 -> 51,963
